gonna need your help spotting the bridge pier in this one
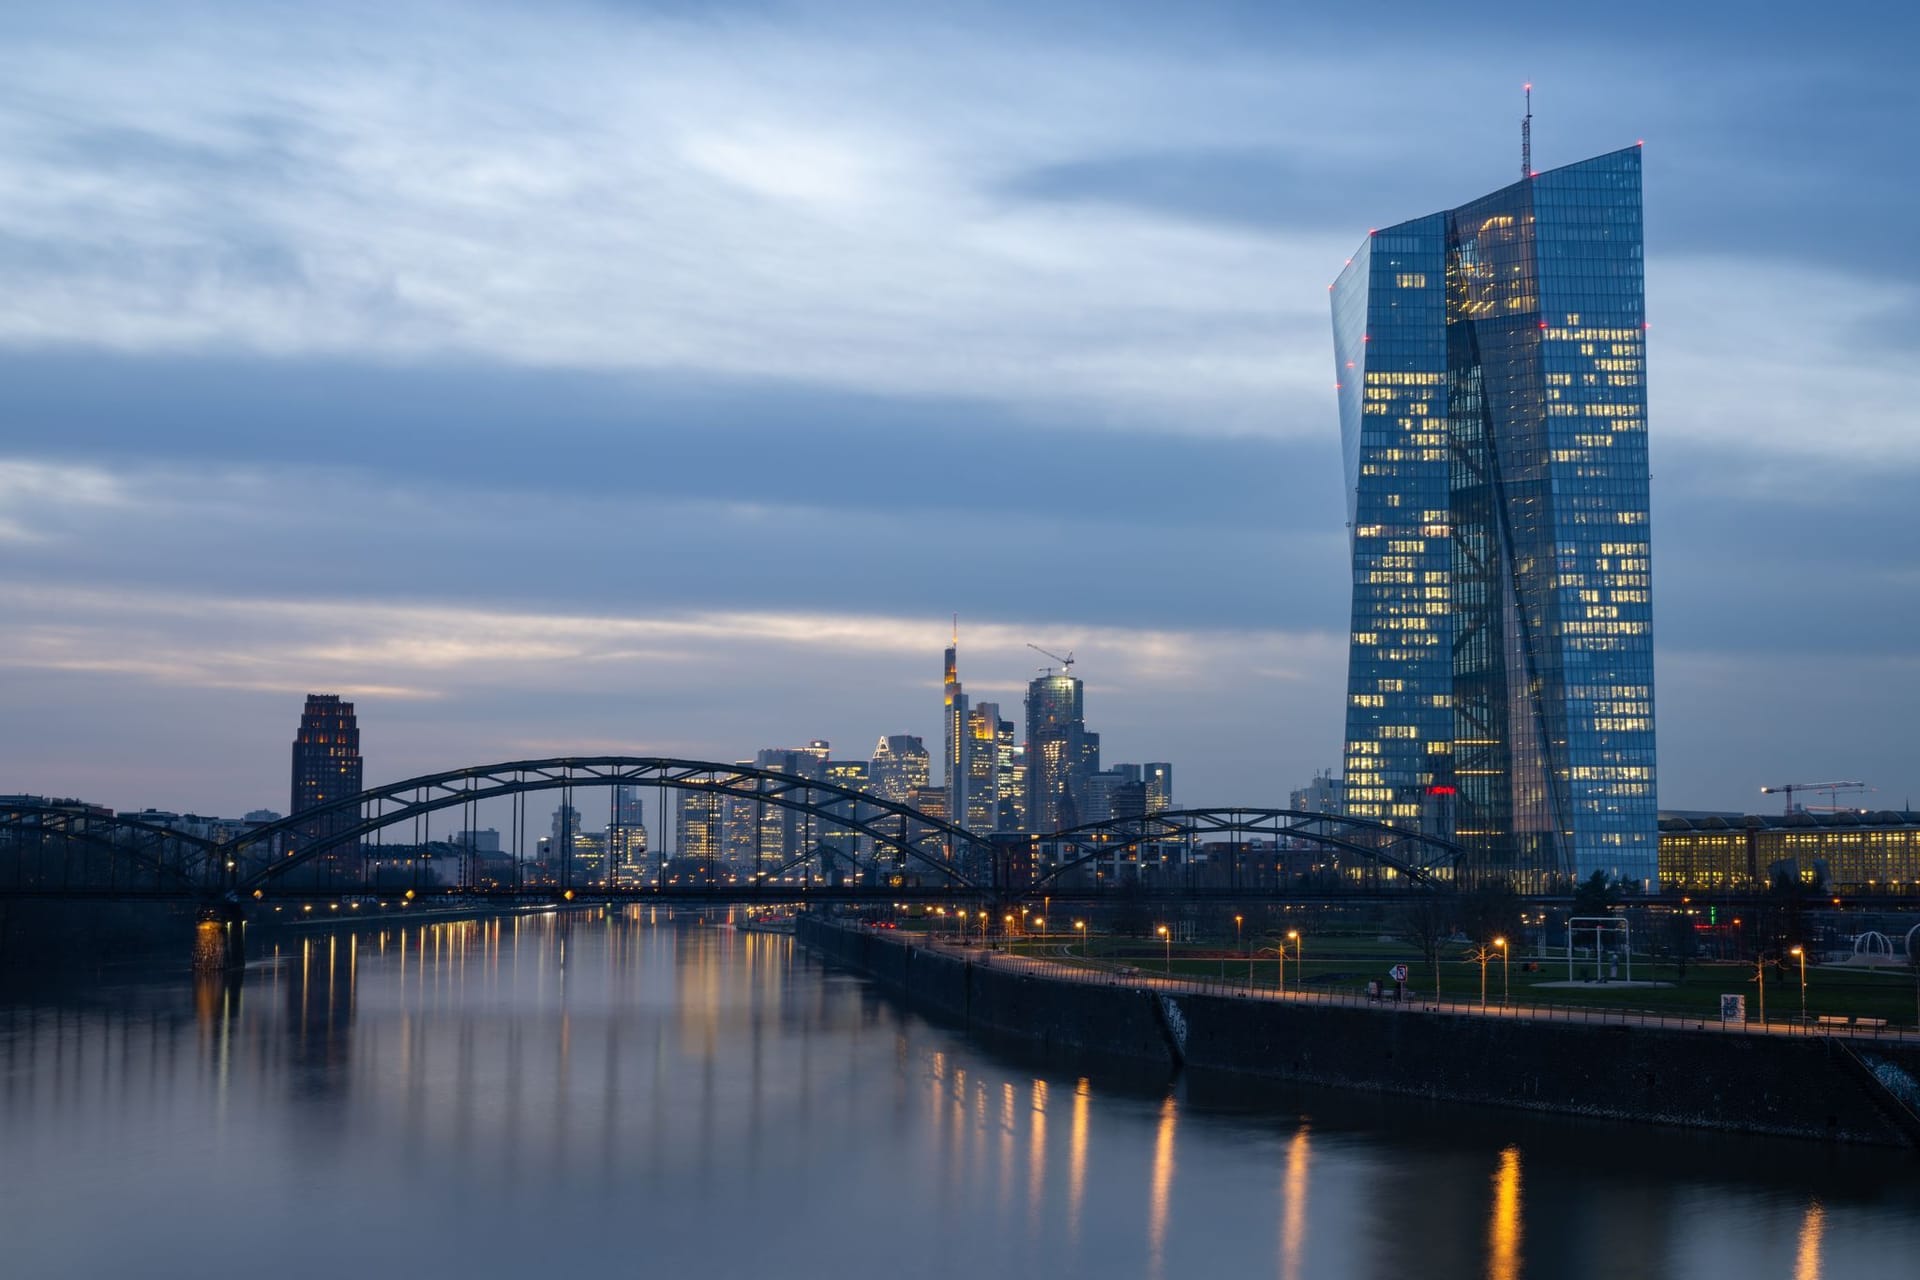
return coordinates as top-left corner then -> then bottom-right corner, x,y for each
193,902 -> 246,973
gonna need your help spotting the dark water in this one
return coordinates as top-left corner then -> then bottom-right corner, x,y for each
1,911 -> 1915,1279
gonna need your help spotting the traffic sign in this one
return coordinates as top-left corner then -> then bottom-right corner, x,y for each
1390,964 -> 1409,982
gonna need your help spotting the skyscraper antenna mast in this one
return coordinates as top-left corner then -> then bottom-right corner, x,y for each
1522,82 -> 1533,180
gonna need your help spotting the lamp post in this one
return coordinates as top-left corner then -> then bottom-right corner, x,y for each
1158,924 -> 1171,975
1495,937 -> 1510,1006
1791,945 -> 1806,1022
1074,919 -> 1086,958
1288,930 -> 1302,992
1004,914 -> 1015,951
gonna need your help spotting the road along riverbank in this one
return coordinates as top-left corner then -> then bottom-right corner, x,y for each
799,915 -> 1920,1149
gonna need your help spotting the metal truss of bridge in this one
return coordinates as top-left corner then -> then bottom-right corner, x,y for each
2,758 -> 1464,908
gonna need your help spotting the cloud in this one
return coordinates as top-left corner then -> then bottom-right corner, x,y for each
0,580 -> 1337,695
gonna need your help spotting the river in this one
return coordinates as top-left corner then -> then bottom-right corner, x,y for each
1,909 -> 1914,1278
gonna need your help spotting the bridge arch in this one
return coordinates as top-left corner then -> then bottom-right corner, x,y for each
1022,807 -> 1463,890
0,802 -> 221,895
232,757 -> 991,893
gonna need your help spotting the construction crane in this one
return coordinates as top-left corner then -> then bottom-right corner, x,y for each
1027,644 -> 1075,676
1760,781 -> 1866,816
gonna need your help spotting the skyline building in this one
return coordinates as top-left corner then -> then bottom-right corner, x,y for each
962,701 -> 1006,832
943,632 -> 969,829
1025,668 -> 1096,832
289,693 -> 363,881
870,734 -> 930,807
1143,762 -> 1174,815
608,786 -> 649,885
1331,142 -> 1657,888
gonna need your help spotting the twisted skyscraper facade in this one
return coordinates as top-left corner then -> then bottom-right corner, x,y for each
1332,145 -> 1657,889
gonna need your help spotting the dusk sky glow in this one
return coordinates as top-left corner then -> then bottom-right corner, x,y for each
2,0 -> 1915,818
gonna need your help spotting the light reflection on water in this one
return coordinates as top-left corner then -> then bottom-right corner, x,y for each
0,910 -> 1915,1280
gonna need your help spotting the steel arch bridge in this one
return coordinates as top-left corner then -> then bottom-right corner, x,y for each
0,802 -> 229,897
227,756 -> 993,893
3,758 -> 1461,905
1021,807 -> 1463,890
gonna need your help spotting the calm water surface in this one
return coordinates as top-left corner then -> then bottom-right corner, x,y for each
2,911 -> 1915,1278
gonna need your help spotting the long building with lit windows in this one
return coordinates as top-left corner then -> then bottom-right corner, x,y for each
1331,144 -> 1656,890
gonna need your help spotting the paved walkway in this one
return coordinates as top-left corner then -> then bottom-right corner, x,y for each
902,932 -> 1920,1046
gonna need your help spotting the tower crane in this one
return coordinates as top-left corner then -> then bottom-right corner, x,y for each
1027,644 -> 1075,675
1760,781 -> 1866,816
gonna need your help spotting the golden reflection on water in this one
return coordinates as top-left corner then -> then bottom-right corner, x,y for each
1000,1081 -> 1017,1214
1147,1093 -> 1178,1279
1488,1145 -> 1523,1280
1028,1079 -> 1048,1235
1794,1201 -> 1825,1280
1279,1124 -> 1310,1280
1068,1077 -> 1090,1242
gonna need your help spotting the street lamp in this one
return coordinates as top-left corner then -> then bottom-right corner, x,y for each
1158,924 -> 1170,974
1074,919 -> 1086,958
1254,943 -> 1287,994
1004,914 -> 1015,950
1495,937 -> 1510,1006
1288,930 -> 1302,991
1791,945 -> 1806,1022
1234,914 -> 1244,957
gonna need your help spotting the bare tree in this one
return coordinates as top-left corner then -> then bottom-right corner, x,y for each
1396,893 -> 1451,1001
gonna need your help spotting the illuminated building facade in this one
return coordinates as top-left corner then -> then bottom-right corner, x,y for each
608,786 -> 649,885
1025,671 -> 1096,832
963,701 -> 1005,832
1659,812 -> 1920,895
289,693 -> 363,881
1332,145 -> 1656,888
1143,762 -> 1174,815
869,734 -> 930,806
943,636 -> 969,827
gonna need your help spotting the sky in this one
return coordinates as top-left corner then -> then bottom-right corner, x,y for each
1,0 -> 1916,820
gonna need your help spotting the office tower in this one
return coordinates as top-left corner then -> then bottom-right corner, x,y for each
608,787 -> 648,885
943,632 -> 969,827
998,724 -> 1023,830
1331,143 -> 1656,887
820,758 -> 871,870
1025,669 -> 1092,832
1290,771 -> 1346,815
677,790 -> 723,860
289,693 -> 363,880
869,735 -> 930,806
963,702 -> 1002,831
550,804 -> 581,854
1143,762 -> 1174,815
728,745 -> 827,874
1082,770 -> 1128,825
908,784 -> 951,821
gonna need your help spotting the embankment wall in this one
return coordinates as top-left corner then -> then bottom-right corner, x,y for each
798,916 -> 1920,1148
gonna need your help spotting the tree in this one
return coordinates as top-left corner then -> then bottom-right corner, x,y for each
1396,892 -> 1451,1001
1570,871 -> 1619,981
1571,869 -> 1618,918
1459,879 -> 1524,949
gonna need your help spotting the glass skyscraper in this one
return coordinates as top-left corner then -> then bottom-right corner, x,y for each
1331,144 -> 1656,889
